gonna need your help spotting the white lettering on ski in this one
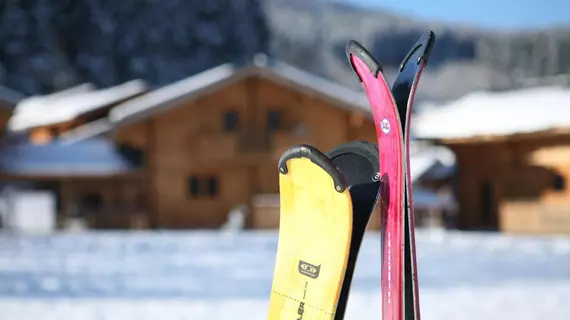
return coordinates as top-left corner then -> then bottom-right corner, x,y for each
388,231 -> 392,304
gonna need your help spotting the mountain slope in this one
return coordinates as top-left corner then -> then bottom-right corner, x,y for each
263,0 -> 570,101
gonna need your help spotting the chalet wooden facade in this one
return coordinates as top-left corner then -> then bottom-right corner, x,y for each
0,56 -> 459,231
414,86 -> 570,234
0,82 -> 149,230
0,57 -> 385,230
100,58 -> 379,229
0,140 -> 146,229
440,131 -> 570,234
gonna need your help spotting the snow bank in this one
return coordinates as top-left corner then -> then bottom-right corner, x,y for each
0,230 -> 568,320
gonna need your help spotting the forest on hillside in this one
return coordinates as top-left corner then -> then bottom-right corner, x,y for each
0,0 -> 269,95
1,0 -> 569,101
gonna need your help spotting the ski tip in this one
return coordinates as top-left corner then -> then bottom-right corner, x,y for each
345,40 -> 382,82
398,30 -> 436,72
278,144 -> 348,193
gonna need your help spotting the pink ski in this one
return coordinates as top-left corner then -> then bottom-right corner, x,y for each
345,31 -> 435,320
346,41 -> 405,320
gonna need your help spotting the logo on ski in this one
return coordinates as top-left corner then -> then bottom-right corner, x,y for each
298,260 -> 321,279
381,118 -> 390,134
297,281 -> 308,319
373,172 -> 380,181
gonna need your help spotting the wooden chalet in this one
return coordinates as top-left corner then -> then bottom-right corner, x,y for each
0,55 -> 383,230
0,55 -> 456,231
0,82 -> 148,230
98,55 -> 379,229
0,139 -> 145,229
413,86 -> 570,234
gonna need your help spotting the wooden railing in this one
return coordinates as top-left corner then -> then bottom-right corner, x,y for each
238,132 -> 271,154
196,133 -> 238,160
194,130 -> 309,164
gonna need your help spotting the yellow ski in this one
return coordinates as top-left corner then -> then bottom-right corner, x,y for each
267,144 -> 353,320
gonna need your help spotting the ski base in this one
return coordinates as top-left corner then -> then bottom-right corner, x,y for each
267,144 -> 352,320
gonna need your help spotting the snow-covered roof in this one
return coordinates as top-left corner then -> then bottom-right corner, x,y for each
7,80 -> 148,133
409,141 -> 456,183
412,186 -> 456,210
109,54 -> 370,127
412,86 -> 570,141
13,83 -> 96,115
0,138 -> 141,177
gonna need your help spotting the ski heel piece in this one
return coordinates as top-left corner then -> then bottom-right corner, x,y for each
345,40 -> 383,82
268,144 -> 353,320
326,140 -> 381,320
327,140 -> 380,185
278,144 -> 348,193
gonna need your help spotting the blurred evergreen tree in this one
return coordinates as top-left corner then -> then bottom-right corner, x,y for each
0,0 -> 270,95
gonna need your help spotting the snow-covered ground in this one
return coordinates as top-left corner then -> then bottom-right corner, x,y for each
0,229 -> 568,320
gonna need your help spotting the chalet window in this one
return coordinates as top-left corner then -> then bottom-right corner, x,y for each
480,182 -> 493,226
207,176 -> 218,196
187,175 -> 219,198
553,174 -> 565,191
267,110 -> 283,133
223,111 -> 239,132
188,176 -> 200,196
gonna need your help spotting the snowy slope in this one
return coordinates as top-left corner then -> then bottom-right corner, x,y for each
0,230 -> 568,320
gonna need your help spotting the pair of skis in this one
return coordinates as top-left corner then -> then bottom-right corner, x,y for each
267,31 -> 435,320
347,31 -> 435,320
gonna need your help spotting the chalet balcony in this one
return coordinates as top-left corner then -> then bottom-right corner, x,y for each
238,133 -> 271,154
194,131 -> 309,165
196,133 -> 239,161
193,132 -> 273,166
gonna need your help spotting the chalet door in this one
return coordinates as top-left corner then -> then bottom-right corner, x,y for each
480,182 -> 498,230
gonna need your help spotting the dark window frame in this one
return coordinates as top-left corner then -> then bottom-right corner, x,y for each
207,176 -> 218,197
553,174 -> 565,191
188,176 -> 200,196
266,110 -> 283,133
187,175 -> 220,198
223,110 -> 239,132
